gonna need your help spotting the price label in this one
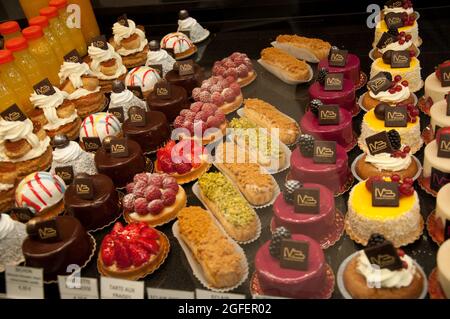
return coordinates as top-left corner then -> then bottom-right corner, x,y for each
100,277 -> 144,299
147,288 -> 194,299
5,266 -> 44,299
195,289 -> 246,299
253,294 -> 289,299
58,276 -> 99,299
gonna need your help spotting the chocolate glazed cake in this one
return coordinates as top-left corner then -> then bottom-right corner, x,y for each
95,138 -> 146,188
122,111 -> 171,153
165,63 -> 204,96
64,174 -> 121,231
22,216 -> 92,282
147,84 -> 189,122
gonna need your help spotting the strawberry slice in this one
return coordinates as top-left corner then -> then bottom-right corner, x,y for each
135,237 -> 160,255
128,243 -> 150,267
111,222 -> 124,236
114,240 -> 132,269
101,235 -> 116,267
139,227 -> 159,240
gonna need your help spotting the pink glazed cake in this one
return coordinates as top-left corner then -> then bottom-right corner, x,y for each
309,78 -> 358,116
318,53 -> 361,87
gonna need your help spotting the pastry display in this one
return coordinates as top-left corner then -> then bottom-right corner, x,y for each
342,234 -> 425,299
430,99 -> 450,135
358,104 -> 422,154
212,52 -> 256,87
155,140 -> 211,184
98,221 -> 169,280
346,176 -> 423,247
160,32 -> 197,60
50,134 -> 97,176
124,66 -> 161,98
173,101 -> 227,145
79,112 -> 122,151
192,75 -> 243,115
15,171 -> 66,221
145,40 -> 176,77
437,240 -> 450,298
59,52 -> 106,117
22,216 -> 93,282
108,80 -> 148,121
373,28 -> 418,60
29,84 -> 81,140
361,73 -> 415,110
0,213 -> 27,272
123,172 -> 187,226
94,137 -> 146,188
0,163 -> 17,212
147,82 -> 188,122
290,135 -> 352,195
273,180 -> 338,243
64,173 -> 121,231
309,68 -> 358,116
122,109 -> 170,154
109,15 -> 149,68
300,99 -> 355,151
165,60 -> 205,97
177,10 -> 210,43
0,116 -> 52,177
177,206 -> 246,289
318,49 -> 361,87
197,172 -> 260,242
243,98 -> 300,145
424,61 -> 450,106
258,47 -> 312,84
229,117 -> 287,172
432,184 -> 450,243
271,34 -> 331,63
254,228 -> 331,298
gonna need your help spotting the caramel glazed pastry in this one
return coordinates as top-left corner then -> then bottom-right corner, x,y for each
110,18 -> 149,68
272,34 -> 331,63
59,60 -> 107,117
0,118 -> 52,178
29,87 -> 81,140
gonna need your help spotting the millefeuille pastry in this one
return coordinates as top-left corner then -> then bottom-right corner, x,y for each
197,172 -> 260,242
214,141 -> 277,206
160,32 -> 197,60
0,163 -> 17,212
258,47 -> 312,84
110,15 -> 149,68
177,10 -> 210,44
177,206 -> 246,289
271,34 -> 331,63
242,98 -> 300,145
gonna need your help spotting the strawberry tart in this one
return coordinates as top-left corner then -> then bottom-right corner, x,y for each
212,52 -> 256,87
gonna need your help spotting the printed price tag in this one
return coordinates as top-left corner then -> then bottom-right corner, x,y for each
5,266 -> 44,299
195,289 -> 246,299
58,276 -> 99,299
253,294 -> 289,299
147,288 -> 195,299
100,277 -> 144,299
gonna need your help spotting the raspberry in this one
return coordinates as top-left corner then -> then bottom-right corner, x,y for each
211,92 -> 225,106
214,110 -> 226,123
212,65 -> 226,76
133,172 -> 149,184
201,81 -> 213,91
180,109 -> 190,117
198,91 -> 211,103
233,56 -> 245,66
147,199 -> 164,215
225,75 -> 236,84
148,173 -> 164,188
243,58 -> 253,70
195,110 -> 208,122
123,193 -> 135,211
133,181 -> 147,198
210,84 -> 223,93
125,182 -> 135,194
134,197 -> 148,215
206,115 -> 221,128
222,88 -> 236,103
229,82 -> 241,96
158,154 -> 175,173
224,68 -> 237,79
184,110 -> 196,122
192,87 -> 202,100
236,64 -> 249,78
224,60 -> 236,69
162,188 -> 177,206
213,61 -> 223,68
201,102 -> 217,114
162,176 -> 178,192
144,185 -> 162,202
210,76 -> 220,84
174,162 -> 192,174
230,52 -> 241,60
190,101 -> 203,112
193,120 -> 208,133
173,115 -> 184,128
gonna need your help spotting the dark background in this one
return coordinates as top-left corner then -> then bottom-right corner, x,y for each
0,0 -> 450,299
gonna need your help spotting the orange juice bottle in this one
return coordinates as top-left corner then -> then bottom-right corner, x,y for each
49,0 -> 87,56
0,21 -> 22,41
0,50 -> 34,115
67,0 -> 100,43
18,0 -> 49,20
39,6 -> 77,56
22,26 -> 61,86
5,37 -> 45,87
29,16 -> 65,64
0,81 -> 21,114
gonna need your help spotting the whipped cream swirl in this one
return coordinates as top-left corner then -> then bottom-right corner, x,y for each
146,49 -> 176,76
177,17 -> 209,43
59,61 -> 93,88
365,151 -> 412,171
109,90 -> 147,120
0,214 -> 15,240
0,118 -> 39,146
88,43 -> 127,80
369,83 -> 410,103
53,141 -> 83,163
112,19 -> 148,56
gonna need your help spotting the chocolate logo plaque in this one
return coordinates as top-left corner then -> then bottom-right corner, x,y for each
365,131 -> 394,156
63,49 -> 82,63
391,50 -> 410,68
385,106 -> 408,127
27,219 -> 61,243
55,166 -> 74,185
33,78 -> 56,96
431,167 -> 450,192
376,32 -> 397,49
386,0 -> 403,8
438,133 -> 450,158
318,104 -> 340,125
324,73 -> 344,91
280,239 -> 309,271
178,60 -> 195,76
294,188 -> 320,214
1,104 -> 27,122
384,12 -> 404,29
90,35 -> 108,50
367,72 -> 392,95
110,138 -> 129,158
154,81 -> 172,99
313,141 -> 337,164
364,241 -> 403,271
74,177 -> 94,200
108,107 -> 124,123
117,14 -> 129,27
372,181 -> 399,207
129,107 -> 146,126
439,65 -> 450,87
149,64 -> 163,76
82,137 -> 101,152
328,49 -> 348,67
127,85 -> 144,99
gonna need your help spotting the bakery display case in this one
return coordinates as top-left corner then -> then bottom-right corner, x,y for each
0,0 -> 450,300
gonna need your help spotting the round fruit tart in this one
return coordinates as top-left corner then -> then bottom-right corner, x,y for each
98,222 -> 169,280
192,75 -> 243,114
212,52 -> 256,87
155,140 -> 211,184
123,172 -> 187,226
173,101 -> 227,145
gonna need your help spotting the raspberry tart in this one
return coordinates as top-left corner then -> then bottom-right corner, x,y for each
155,140 -> 211,184
98,221 -> 169,280
123,172 -> 187,226
192,75 -> 243,114
212,52 -> 256,87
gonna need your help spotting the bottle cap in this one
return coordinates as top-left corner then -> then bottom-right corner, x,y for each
5,37 -> 28,52
0,50 -> 14,64
22,26 -> 44,41
49,0 -> 68,9
28,16 -> 49,28
39,7 -> 58,19
0,21 -> 20,35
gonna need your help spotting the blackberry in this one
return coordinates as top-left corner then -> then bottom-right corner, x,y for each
309,99 -> 323,117
317,68 -> 328,86
269,227 -> 292,259
367,233 -> 386,247
382,72 -> 393,82
388,26 -> 399,37
283,179 -> 302,204
298,134 -> 315,157
388,129 -> 401,150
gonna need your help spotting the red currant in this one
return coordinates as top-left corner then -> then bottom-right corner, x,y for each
403,146 -> 411,153
401,80 -> 409,87
395,85 -> 403,92
409,50 -> 416,57
389,88 -> 397,94
403,177 -> 414,185
400,31 -> 406,37
391,174 -> 401,182
406,34 -> 412,41
399,39 -> 405,45
394,75 -> 402,82
397,249 -> 405,257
